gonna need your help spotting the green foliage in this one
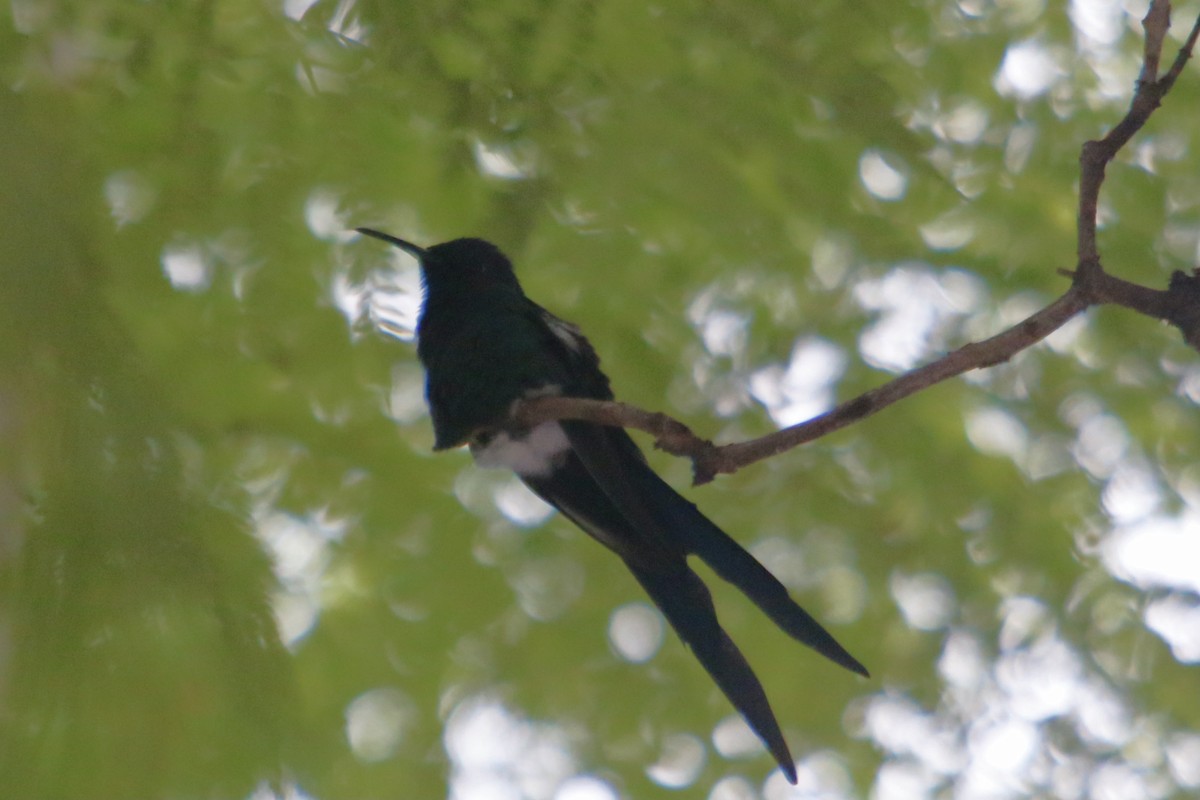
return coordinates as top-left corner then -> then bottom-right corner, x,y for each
2,1 -> 1198,798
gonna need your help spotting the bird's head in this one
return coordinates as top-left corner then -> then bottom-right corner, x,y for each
356,229 -> 521,295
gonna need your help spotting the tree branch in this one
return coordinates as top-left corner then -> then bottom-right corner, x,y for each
515,3 -> 1200,485
518,287 -> 1092,484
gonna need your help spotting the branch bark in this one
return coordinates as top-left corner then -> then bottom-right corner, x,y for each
516,2 -> 1200,485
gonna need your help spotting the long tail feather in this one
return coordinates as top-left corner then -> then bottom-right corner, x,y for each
626,560 -> 797,783
562,422 -> 868,677
641,477 -> 869,677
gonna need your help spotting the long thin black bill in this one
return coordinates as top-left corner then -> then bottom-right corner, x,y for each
355,227 -> 427,260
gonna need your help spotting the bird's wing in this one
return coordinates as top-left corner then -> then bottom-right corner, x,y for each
526,299 -> 866,675
521,444 -> 675,568
529,304 -> 615,400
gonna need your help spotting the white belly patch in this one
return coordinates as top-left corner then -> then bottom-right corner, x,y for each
471,422 -> 571,477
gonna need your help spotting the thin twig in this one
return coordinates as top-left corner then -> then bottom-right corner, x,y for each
1141,0 -> 1171,84
1078,0 -> 1178,270
1160,5 -> 1200,90
517,286 -> 1092,484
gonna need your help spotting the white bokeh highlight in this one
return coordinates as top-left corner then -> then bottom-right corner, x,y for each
608,602 -> 664,663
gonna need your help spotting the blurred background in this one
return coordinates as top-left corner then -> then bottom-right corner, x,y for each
2,0 -> 1199,798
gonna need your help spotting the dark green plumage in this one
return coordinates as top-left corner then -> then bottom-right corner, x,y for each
358,228 -> 868,785
411,237 -> 611,449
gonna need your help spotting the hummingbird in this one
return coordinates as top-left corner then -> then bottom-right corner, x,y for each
357,228 -> 868,783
